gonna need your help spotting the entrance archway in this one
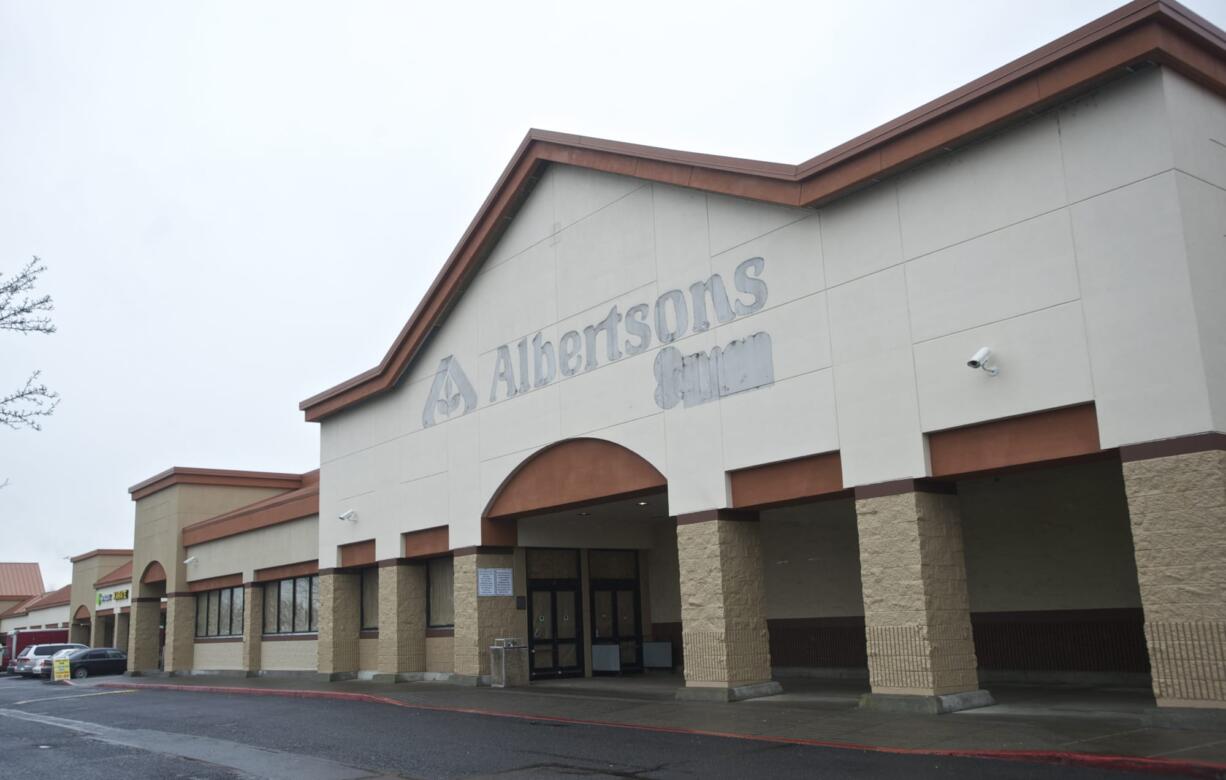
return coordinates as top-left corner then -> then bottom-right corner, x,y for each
483,438 -> 673,682
70,605 -> 91,645
128,561 -> 168,673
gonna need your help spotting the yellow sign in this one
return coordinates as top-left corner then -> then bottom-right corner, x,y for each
52,657 -> 70,682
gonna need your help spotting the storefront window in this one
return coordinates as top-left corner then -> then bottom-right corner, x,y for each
360,568 -> 378,630
262,575 -> 319,635
194,586 -> 243,638
427,557 -> 454,628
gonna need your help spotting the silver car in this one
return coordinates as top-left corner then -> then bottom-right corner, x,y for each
14,644 -> 87,677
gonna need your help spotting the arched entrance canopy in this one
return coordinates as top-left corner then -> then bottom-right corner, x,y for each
140,561 -> 167,584
484,438 -> 666,521
72,605 -> 90,621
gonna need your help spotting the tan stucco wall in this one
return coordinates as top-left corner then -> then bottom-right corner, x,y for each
186,515 -> 319,582
426,636 -> 454,674
70,553 -> 130,626
261,639 -> 317,671
961,460 -> 1142,612
133,484 -> 288,596
761,500 -> 863,619
193,641 -> 243,671
358,637 -> 378,671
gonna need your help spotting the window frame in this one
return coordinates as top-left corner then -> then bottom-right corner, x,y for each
426,556 -> 455,629
359,568 -> 379,631
193,586 -> 244,639
262,575 -> 320,636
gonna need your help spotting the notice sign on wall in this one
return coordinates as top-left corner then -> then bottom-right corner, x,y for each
478,568 -> 513,597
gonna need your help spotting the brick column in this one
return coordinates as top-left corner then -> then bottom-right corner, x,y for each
115,611 -> 130,654
163,593 -> 195,675
374,562 -> 427,682
127,598 -> 161,674
317,570 -> 360,681
674,511 -> 780,702
241,583 -> 262,677
452,550 -> 521,684
854,482 -> 991,714
1122,442 -> 1226,709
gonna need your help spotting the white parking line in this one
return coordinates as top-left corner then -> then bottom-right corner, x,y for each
12,689 -> 137,706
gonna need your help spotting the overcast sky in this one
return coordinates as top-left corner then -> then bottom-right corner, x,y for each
3,0 -> 1223,589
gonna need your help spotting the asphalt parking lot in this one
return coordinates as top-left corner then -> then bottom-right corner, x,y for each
0,675 -> 1204,779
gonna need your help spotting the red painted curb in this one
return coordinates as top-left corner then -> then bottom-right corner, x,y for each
94,681 -> 1226,778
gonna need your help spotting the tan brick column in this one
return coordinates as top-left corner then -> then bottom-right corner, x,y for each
317,570 -> 360,681
854,483 -> 991,713
1122,443 -> 1226,709
241,583 -> 262,677
453,550 -> 522,684
115,611 -> 130,654
163,593 -> 195,675
374,562 -> 427,682
127,598 -> 161,674
674,511 -> 780,702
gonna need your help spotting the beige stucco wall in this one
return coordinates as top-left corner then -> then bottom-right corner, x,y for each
133,484 -> 287,595
961,460 -> 1142,612
186,515 -> 319,582
70,553 -> 130,627
761,500 -> 862,619
261,639 -> 317,671
358,637 -> 378,671
193,641 -> 243,671
425,636 -> 453,674
0,604 -> 69,632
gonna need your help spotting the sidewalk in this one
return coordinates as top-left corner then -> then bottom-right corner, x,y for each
83,673 -> 1226,776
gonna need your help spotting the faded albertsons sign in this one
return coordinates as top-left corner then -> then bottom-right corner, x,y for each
422,256 -> 774,427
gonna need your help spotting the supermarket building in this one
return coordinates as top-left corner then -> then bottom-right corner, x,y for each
122,1 -> 1226,712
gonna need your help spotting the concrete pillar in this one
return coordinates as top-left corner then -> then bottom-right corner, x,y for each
854,483 -> 991,714
675,511 -> 780,702
1123,446 -> 1226,709
317,571 -> 360,681
89,616 -> 107,647
241,583 -> 262,677
374,563 -> 427,682
127,599 -> 161,674
70,622 -> 90,645
163,594 -> 195,675
115,612 -> 130,654
452,550 -> 521,684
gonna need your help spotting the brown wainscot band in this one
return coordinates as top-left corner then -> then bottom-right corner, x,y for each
254,560 -> 319,583
1119,431 -> 1226,462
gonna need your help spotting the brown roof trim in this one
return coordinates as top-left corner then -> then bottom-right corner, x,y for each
1119,431 -> 1226,461
300,0 -> 1226,423
854,479 -> 958,501
729,451 -> 845,510
94,560 -> 134,588
25,585 -> 72,610
69,548 -> 132,564
129,466 -> 306,501
186,574 -> 244,593
927,403 -> 1103,479
676,509 -> 759,526
181,476 -> 319,547
254,560 -> 319,583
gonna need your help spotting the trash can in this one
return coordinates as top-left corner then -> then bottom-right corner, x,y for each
489,638 -> 528,688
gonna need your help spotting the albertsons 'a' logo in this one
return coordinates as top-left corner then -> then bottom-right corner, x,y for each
422,356 -> 477,428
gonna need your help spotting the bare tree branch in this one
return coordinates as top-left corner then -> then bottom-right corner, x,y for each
0,371 -> 59,430
0,257 -> 56,335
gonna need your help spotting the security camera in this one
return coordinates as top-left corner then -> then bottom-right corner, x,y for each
338,510 -> 357,523
967,347 -> 999,376
183,556 -> 197,565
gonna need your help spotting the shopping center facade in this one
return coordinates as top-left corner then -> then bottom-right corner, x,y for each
111,1 -> 1226,712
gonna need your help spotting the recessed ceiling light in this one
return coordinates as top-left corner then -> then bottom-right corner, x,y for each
577,511 -> 591,517
637,501 -> 648,507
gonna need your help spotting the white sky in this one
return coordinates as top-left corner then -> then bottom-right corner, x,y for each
3,0 -> 1224,589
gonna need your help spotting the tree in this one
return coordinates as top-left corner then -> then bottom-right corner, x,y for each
0,257 -> 58,431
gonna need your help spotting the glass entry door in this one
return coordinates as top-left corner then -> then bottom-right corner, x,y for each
526,549 -> 583,679
589,550 -> 643,674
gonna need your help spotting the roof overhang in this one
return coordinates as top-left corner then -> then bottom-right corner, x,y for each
129,466 -> 305,501
299,0 -> 1226,423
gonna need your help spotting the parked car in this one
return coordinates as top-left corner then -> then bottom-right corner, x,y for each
13,643 -> 86,677
40,648 -> 127,679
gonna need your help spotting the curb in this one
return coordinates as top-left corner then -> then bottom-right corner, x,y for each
92,681 -> 1226,778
